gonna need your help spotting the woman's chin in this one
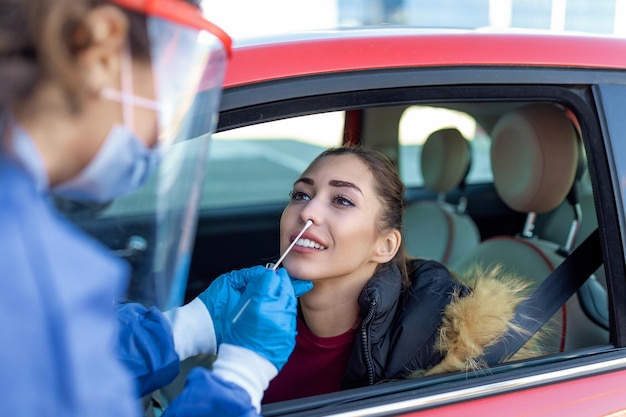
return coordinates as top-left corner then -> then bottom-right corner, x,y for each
284,259 -> 316,281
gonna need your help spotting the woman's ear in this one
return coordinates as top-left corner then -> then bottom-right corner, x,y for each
78,5 -> 129,94
372,229 -> 402,263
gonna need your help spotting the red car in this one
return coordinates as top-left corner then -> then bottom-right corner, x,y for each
209,28 -> 626,416
85,28 -> 626,416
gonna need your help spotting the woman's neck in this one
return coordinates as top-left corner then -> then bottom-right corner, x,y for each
299,276 -> 370,338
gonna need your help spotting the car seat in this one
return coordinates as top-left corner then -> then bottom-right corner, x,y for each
535,134 -> 609,330
449,103 -> 609,353
403,128 -> 480,265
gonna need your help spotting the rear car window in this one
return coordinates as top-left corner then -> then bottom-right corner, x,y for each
398,105 -> 493,187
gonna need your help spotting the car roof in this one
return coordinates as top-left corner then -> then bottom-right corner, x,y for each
223,27 -> 626,88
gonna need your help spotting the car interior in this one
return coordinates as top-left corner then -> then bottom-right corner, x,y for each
448,102 -> 608,353
402,127 -> 480,265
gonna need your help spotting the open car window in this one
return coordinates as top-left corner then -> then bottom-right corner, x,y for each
206,112 -> 344,209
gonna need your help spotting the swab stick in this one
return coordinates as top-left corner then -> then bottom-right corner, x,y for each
271,219 -> 313,272
232,220 -> 313,324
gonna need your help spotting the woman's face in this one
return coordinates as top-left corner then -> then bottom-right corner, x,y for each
280,154 -> 388,283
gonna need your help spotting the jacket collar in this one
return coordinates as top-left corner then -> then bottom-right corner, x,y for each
357,262 -> 403,327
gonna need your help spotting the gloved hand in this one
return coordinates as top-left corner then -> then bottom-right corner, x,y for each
197,265 -> 312,347
222,267 -> 298,371
205,268 -> 300,413
162,367 -> 258,417
164,266 -> 312,363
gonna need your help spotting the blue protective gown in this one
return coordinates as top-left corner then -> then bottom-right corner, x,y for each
1,121 -> 258,416
0,153 -> 142,416
118,303 -> 181,397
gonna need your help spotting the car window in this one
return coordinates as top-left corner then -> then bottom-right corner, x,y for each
398,105 -> 493,187
206,112 -> 345,209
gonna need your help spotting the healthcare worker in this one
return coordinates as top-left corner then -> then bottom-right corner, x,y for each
0,0 -> 307,416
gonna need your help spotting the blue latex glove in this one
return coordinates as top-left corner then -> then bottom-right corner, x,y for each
222,268 -> 298,371
162,368 -> 258,417
197,266 -> 312,346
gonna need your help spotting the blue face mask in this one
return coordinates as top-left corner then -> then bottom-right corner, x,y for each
52,124 -> 161,203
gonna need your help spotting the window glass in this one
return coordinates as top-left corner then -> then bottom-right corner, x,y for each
204,112 -> 345,208
398,105 -> 492,187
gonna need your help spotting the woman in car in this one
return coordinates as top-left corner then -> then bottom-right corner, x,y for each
262,146 -> 549,403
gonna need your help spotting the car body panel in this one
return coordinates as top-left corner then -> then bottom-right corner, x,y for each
224,30 -> 626,88
259,350 -> 626,416
405,368 -> 626,417
322,357 -> 626,416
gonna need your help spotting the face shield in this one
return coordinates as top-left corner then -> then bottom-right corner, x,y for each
56,0 -> 231,310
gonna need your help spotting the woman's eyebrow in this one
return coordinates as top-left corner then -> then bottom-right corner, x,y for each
294,178 -> 363,195
329,180 -> 362,195
294,177 -> 314,186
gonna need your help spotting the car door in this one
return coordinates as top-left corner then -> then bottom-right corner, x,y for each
191,69 -> 624,416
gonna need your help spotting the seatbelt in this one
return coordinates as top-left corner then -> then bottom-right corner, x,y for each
480,228 -> 602,365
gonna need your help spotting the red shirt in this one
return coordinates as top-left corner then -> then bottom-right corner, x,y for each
262,314 -> 357,404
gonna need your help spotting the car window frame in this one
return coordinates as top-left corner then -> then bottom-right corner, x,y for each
211,67 -> 626,415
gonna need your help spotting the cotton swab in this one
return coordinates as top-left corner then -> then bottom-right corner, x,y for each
271,219 -> 313,272
232,220 -> 313,324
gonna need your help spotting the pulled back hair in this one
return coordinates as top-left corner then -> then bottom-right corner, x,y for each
0,0 -> 200,109
310,146 -> 411,288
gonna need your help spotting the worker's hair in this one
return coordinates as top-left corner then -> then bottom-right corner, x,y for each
0,0 -> 200,108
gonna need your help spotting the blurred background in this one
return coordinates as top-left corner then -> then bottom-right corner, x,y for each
203,0 -> 626,40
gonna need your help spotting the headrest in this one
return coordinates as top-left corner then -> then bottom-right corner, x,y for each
421,128 -> 471,193
490,103 -> 578,214
573,136 -> 587,183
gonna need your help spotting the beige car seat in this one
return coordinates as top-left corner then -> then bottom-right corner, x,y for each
403,128 -> 480,265
450,103 -> 609,353
535,140 -> 609,329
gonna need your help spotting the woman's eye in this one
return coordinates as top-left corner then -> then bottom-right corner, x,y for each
334,195 -> 354,207
289,190 -> 310,201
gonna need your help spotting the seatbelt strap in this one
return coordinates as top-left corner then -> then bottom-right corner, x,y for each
480,228 -> 602,365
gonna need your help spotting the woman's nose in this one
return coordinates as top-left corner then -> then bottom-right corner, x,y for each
299,197 -> 323,226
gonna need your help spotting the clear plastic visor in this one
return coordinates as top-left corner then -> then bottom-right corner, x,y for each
61,16 -> 228,310
149,16 -> 225,146
133,17 -> 227,309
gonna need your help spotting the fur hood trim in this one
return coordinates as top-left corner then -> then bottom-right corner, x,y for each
419,264 -> 551,376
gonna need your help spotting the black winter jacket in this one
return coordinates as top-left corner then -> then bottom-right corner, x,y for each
342,259 -> 469,389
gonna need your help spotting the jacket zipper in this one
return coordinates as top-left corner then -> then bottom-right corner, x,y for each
361,300 -> 377,385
